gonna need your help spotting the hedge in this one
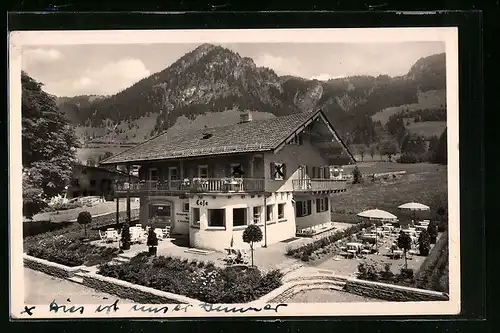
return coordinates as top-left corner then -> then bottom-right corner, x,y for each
98,253 -> 283,304
414,231 -> 449,293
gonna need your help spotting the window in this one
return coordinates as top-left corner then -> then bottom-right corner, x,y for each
183,201 -> 189,212
72,191 -> 80,197
296,200 -> 312,217
150,203 -> 172,218
149,168 -> 159,181
198,165 -> 209,178
192,208 -> 200,227
278,203 -> 285,220
90,179 -> 96,186
253,206 -> 262,224
266,205 -> 274,222
270,162 -> 286,180
316,198 -> 329,213
169,167 -> 178,181
71,179 -> 80,187
319,167 -> 324,179
230,163 -> 244,177
233,208 -> 247,227
208,209 -> 225,227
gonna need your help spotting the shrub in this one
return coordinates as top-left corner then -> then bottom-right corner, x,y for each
414,232 -> 449,293
77,211 -> 92,238
121,223 -> 131,250
427,222 -> 438,244
357,261 -> 379,281
396,154 -> 419,164
352,166 -> 363,184
418,229 -> 431,256
97,255 -> 283,303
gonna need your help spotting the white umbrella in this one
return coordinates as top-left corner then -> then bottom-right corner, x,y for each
398,202 -> 430,211
357,209 -> 397,251
398,202 -> 430,224
357,209 -> 397,220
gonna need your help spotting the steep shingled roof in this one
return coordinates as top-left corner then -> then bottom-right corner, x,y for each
100,110 -> 353,165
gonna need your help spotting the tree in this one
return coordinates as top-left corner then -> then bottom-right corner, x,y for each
121,223 -> 131,250
147,227 -> 159,256
358,145 -> 366,161
434,128 -> 447,164
368,144 -> 378,161
379,138 -> 399,162
397,231 -> 412,269
22,173 -> 47,220
352,165 -> 363,184
242,224 -> 263,267
427,221 -> 438,244
418,229 -> 431,256
77,211 -> 92,239
22,72 -> 79,218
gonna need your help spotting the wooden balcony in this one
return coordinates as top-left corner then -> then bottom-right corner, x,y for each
116,178 -> 265,196
292,178 -> 347,193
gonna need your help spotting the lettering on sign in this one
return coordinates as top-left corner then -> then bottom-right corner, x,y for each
196,199 -> 208,206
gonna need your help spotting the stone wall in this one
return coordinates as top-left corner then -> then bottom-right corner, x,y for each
344,279 -> 449,302
23,254 -> 84,279
82,273 -> 200,304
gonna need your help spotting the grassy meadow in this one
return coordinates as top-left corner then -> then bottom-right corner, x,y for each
332,163 -> 447,224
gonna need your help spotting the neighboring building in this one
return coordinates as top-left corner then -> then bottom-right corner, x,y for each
100,110 -> 356,251
66,164 -> 135,201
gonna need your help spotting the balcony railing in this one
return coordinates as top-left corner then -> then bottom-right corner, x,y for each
292,178 -> 347,192
116,178 -> 265,194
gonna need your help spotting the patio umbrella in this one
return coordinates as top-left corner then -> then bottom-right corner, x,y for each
357,209 -> 397,251
398,202 -> 430,225
229,234 -> 234,248
357,209 -> 398,220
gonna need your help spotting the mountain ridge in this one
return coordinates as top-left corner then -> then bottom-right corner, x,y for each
55,44 -> 446,146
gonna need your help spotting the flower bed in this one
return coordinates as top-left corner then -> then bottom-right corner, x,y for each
26,235 -> 120,267
286,221 -> 373,262
97,253 -> 284,304
23,209 -> 140,247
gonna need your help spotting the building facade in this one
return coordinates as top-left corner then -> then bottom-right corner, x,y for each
100,110 -> 356,252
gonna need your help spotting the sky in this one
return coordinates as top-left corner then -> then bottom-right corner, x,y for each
21,42 -> 445,97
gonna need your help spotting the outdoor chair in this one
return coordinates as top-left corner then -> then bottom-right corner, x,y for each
154,228 -> 164,240
162,226 -> 171,238
105,230 -> 119,243
98,230 -> 107,242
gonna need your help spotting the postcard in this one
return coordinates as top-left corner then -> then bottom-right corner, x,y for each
9,26 -> 459,319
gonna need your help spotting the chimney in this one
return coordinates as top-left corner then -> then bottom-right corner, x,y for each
239,111 -> 252,124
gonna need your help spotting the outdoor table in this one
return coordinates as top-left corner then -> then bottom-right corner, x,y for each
392,250 -> 403,259
347,249 -> 357,258
361,249 -> 371,255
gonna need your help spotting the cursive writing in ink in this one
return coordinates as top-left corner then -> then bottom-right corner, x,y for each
198,302 -> 287,313
21,305 -> 36,316
95,299 -> 120,314
129,303 -> 193,314
49,299 -> 84,314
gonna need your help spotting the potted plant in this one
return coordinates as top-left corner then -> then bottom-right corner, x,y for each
77,211 -> 92,242
242,224 -> 263,267
147,226 -> 158,256
121,223 -> 131,250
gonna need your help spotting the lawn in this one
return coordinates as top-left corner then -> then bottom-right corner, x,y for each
407,121 -> 447,138
343,162 -> 445,176
332,164 -> 447,223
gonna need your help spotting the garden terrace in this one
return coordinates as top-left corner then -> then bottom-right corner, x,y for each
97,253 -> 284,304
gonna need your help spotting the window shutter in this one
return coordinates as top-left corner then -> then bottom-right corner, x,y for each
325,197 -> 329,211
316,198 -> 320,213
312,167 -> 317,179
296,201 -> 302,217
324,167 -> 330,179
305,165 -> 309,177
282,164 -> 287,178
270,162 -> 275,179
307,200 -> 312,215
